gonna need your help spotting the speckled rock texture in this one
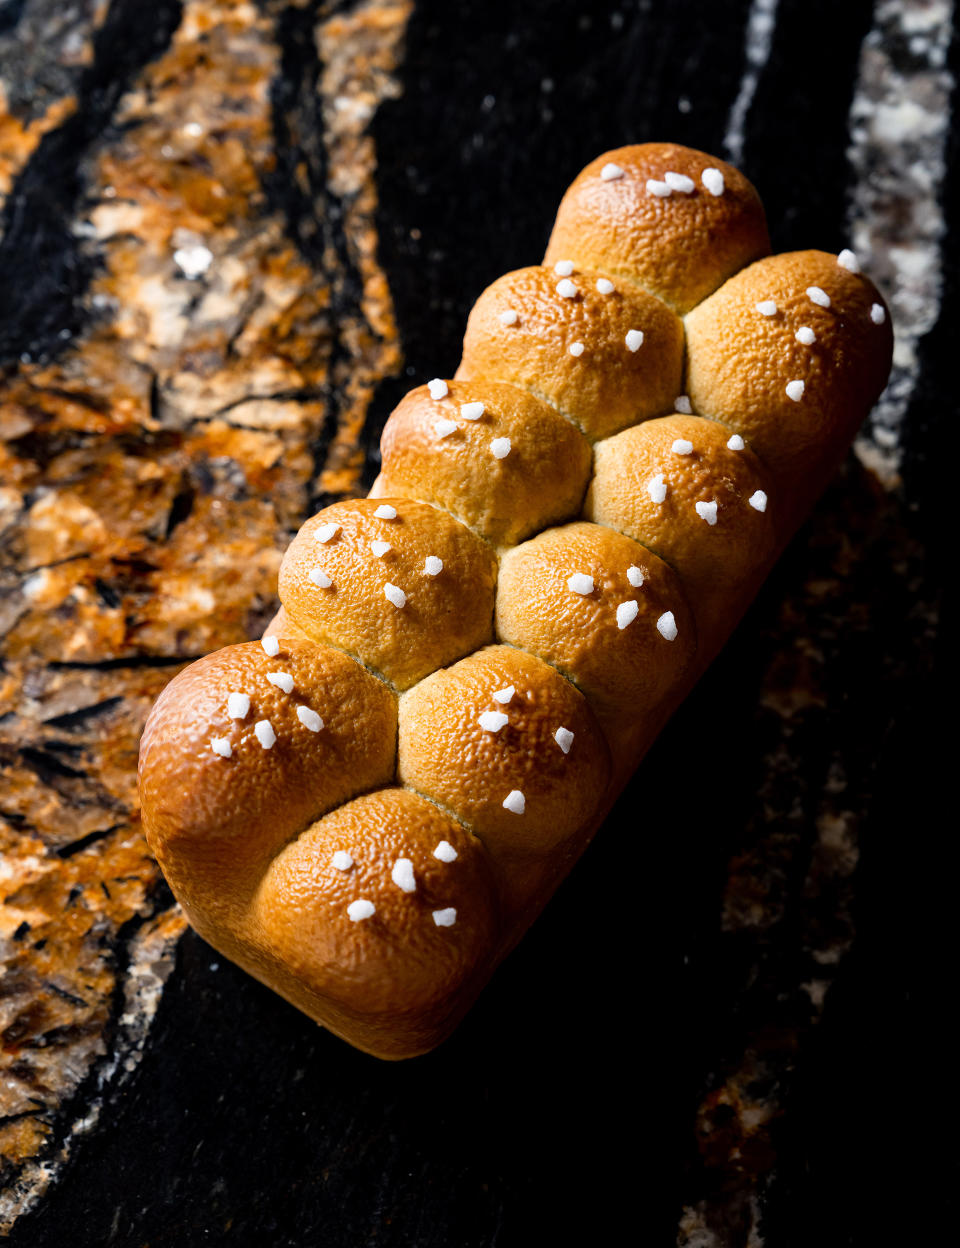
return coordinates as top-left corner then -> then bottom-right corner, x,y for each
0,1 -> 952,1245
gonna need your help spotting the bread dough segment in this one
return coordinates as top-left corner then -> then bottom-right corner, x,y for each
684,250 -> 893,491
278,497 -> 498,689
545,142 -> 771,313
457,265 -> 683,441
138,638 -> 397,925
398,645 -> 611,916
495,522 -> 696,729
251,788 -> 499,1060
374,379 -> 592,550
587,414 -> 778,649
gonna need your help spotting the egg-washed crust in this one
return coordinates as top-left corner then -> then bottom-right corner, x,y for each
139,142 -> 893,1059
684,249 -> 893,496
544,142 -> 771,314
278,497 -> 498,691
586,415 -> 778,651
398,645 -> 611,918
496,522 -> 696,727
250,789 -> 500,1056
373,380 -> 592,551
456,264 -> 684,441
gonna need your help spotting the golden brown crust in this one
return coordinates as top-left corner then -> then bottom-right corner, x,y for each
684,250 -> 894,490
456,264 -> 683,440
397,646 -> 610,916
373,380 -> 592,549
495,522 -> 696,732
586,415 -> 778,648
139,143 -> 893,1060
248,788 -> 499,1058
278,497 -> 498,689
544,143 -> 770,313
139,639 -> 397,924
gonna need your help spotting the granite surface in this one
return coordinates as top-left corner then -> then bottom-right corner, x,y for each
0,1 -> 953,1244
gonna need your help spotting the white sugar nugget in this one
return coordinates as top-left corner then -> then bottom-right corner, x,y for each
502,790 -> 525,814
227,692 -> 250,719
297,706 -> 323,732
567,572 -> 594,596
616,601 -> 639,629
554,727 -> 574,754
391,858 -> 416,893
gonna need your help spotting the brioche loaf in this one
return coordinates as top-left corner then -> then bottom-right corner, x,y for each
139,142 -> 893,1059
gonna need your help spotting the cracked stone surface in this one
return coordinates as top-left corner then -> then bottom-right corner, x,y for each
1,0 -> 408,1228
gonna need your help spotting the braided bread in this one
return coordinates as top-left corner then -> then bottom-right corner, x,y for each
138,143 -> 893,1059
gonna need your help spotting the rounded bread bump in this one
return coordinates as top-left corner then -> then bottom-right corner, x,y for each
138,639 -> 397,917
456,264 -> 684,441
683,250 -> 894,484
495,521 -> 696,727
544,143 -> 770,313
586,414 -> 778,644
397,646 -> 610,913
373,379 -> 592,549
249,788 -> 499,1057
278,497 -> 499,690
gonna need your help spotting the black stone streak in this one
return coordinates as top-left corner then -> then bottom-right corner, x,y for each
54,824 -> 124,860
0,0 -> 184,366
747,0 -> 878,251
263,0 -> 379,514
5,1 -> 955,1246
0,1 -> 29,40
44,697 -> 124,731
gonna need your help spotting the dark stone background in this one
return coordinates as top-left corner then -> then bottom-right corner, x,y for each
1,0 -> 955,1244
